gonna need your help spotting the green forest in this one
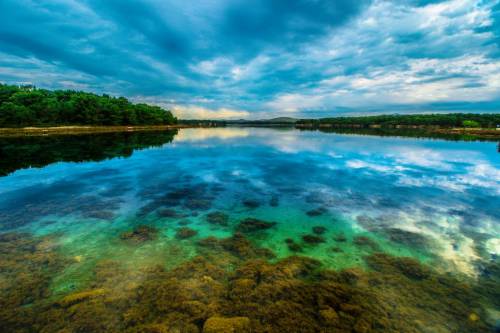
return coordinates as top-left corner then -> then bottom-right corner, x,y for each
297,113 -> 500,128
0,84 -> 177,127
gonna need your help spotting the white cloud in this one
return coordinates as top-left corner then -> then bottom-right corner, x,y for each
174,128 -> 249,142
341,55 -> 500,106
262,0 -> 500,113
171,105 -> 250,119
265,93 -> 325,113
346,159 -> 409,173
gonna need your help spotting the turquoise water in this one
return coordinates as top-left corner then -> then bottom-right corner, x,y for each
0,128 -> 499,332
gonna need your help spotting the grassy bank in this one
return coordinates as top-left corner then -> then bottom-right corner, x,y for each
433,127 -> 500,139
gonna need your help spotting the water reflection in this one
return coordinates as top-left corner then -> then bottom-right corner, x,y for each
0,130 -> 178,176
305,126 -> 500,142
0,128 -> 498,332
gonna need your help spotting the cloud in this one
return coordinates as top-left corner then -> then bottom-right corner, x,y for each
174,128 -> 250,142
171,105 -> 249,120
0,0 -> 499,118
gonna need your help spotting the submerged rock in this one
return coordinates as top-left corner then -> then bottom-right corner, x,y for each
334,233 -> 347,242
312,226 -> 327,235
285,238 -> 302,252
302,234 -> 326,245
223,233 -> 275,259
175,227 -> 198,240
353,236 -> 380,251
319,307 -> 339,325
197,233 -> 275,260
177,219 -> 192,226
120,225 -> 158,243
57,289 -> 106,308
206,212 -> 229,226
288,242 -> 303,252
196,236 -> 221,249
84,210 -> 115,220
384,228 -> 429,249
157,208 -> 183,218
236,218 -> 276,233
184,199 -> 212,211
306,207 -> 327,217
242,199 -> 260,209
203,316 -> 250,333
269,196 -> 279,207
365,253 -> 430,280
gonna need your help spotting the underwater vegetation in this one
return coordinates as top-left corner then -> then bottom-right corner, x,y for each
176,227 -> 198,239
312,226 -> 327,235
302,234 -> 326,245
120,225 -> 159,243
0,231 -> 497,333
206,212 -> 229,227
236,218 -> 277,233
306,207 -> 328,217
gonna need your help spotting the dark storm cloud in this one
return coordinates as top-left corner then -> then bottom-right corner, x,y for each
219,0 -> 370,59
0,0 -> 499,118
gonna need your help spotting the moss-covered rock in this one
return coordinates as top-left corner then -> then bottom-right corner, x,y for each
353,236 -> 380,251
57,289 -> 107,307
120,225 -> 158,243
334,233 -> 347,242
312,226 -> 327,235
365,253 -> 430,280
302,234 -> 325,244
203,316 -> 250,333
206,212 -> 229,226
236,218 -> 276,233
175,227 -> 198,239
306,207 -> 327,217
242,199 -> 260,209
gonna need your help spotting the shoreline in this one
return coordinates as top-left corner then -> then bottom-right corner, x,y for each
294,124 -> 500,139
0,124 -> 499,140
0,125 -> 194,137
433,127 -> 500,138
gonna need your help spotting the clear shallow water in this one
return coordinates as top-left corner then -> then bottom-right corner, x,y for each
0,128 -> 499,332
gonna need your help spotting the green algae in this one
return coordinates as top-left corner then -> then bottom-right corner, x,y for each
18,201 -> 436,300
0,231 -> 496,333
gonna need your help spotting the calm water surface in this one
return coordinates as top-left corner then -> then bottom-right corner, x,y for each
0,128 -> 499,332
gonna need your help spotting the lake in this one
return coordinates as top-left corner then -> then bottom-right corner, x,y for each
0,127 -> 499,332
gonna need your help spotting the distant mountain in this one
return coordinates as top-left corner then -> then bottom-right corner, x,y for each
225,117 -> 297,124
180,117 -> 298,125
260,117 -> 297,123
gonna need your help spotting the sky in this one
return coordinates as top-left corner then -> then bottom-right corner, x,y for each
0,0 -> 499,119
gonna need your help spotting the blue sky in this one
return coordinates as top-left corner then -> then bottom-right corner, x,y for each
0,0 -> 499,119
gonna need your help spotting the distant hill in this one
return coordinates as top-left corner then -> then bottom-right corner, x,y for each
260,117 -> 297,123
224,117 -> 297,124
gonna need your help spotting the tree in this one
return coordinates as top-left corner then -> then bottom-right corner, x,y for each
462,120 -> 480,128
0,84 -> 177,127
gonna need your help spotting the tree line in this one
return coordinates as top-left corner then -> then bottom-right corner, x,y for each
297,113 -> 500,128
0,84 -> 177,127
